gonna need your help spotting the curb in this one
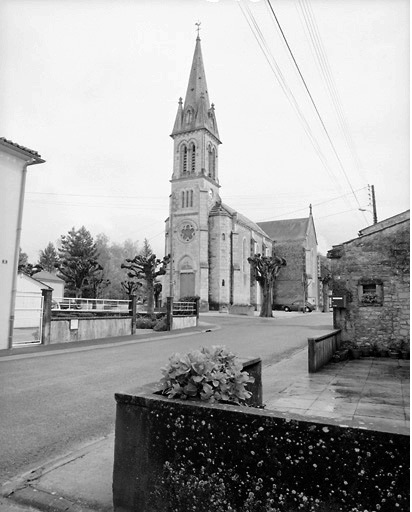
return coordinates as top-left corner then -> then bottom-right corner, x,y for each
0,323 -> 221,362
1,436 -> 114,512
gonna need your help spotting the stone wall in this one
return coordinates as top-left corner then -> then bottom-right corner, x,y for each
329,216 -> 410,348
208,214 -> 271,310
113,383 -> 409,512
274,241 -> 304,304
50,316 -> 132,343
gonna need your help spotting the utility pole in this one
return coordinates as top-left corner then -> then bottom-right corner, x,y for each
169,195 -> 174,299
371,184 -> 378,224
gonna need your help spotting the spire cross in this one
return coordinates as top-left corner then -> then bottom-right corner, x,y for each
195,21 -> 201,38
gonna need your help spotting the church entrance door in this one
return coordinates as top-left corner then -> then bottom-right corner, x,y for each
180,272 -> 195,298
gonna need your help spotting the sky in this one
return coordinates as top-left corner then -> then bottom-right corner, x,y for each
1,0 -> 409,262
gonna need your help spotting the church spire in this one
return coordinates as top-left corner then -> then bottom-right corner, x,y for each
171,33 -> 220,140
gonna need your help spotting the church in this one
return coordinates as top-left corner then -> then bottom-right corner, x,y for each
163,34 -> 318,312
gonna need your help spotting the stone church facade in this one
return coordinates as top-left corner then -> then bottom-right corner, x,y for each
163,35 -> 273,311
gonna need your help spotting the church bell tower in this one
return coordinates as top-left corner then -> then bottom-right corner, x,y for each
164,32 -> 222,309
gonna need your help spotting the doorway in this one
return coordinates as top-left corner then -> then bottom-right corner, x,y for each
180,272 -> 195,298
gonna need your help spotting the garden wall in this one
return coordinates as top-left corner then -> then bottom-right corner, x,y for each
113,383 -> 409,512
171,316 -> 197,330
50,316 -> 132,343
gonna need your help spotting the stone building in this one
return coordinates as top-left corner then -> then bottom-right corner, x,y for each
327,210 -> 410,348
163,35 -> 274,311
257,213 -> 319,309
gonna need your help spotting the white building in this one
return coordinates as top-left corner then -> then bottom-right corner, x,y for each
0,138 -> 45,349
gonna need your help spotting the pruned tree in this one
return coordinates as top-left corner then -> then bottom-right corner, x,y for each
121,280 -> 142,297
38,242 -> 59,273
154,281 -> 162,308
248,253 -> 287,318
56,226 -> 104,298
121,253 -> 170,314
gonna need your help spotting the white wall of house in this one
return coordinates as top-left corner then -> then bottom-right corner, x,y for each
0,140 -> 44,349
14,274 -> 47,329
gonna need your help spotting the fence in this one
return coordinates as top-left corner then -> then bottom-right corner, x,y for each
166,297 -> 199,330
307,329 -> 341,373
52,297 -> 130,313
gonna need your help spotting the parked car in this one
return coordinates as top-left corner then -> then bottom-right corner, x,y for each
273,300 -> 315,312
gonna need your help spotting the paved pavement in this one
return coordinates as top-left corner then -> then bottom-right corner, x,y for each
1,314 -> 409,511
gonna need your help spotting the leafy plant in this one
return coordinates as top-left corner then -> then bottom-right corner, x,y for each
159,346 -> 254,404
179,295 -> 200,302
361,293 -> 378,304
153,316 -> 168,331
135,317 -> 156,329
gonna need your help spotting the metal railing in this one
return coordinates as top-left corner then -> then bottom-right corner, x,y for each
52,297 -> 130,313
172,301 -> 197,316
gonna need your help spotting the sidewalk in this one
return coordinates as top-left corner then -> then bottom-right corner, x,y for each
1,332 -> 409,511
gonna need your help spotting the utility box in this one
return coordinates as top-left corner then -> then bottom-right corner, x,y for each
331,295 -> 346,308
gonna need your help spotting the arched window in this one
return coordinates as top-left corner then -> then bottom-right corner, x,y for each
181,189 -> 194,209
208,146 -> 211,177
222,233 -> 226,241
181,145 -> 188,174
211,147 -> 216,179
186,109 -> 192,124
190,143 -> 196,173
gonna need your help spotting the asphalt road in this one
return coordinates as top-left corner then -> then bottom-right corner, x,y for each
0,311 -> 332,484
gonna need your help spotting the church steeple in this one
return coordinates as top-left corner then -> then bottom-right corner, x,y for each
172,35 -> 220,140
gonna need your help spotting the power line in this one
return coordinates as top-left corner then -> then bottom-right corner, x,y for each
26,191 -> 168,200
257,185 -> 367,222
296,0 -> 368,184
238,0 -> 343,191
265,0 -> 366,222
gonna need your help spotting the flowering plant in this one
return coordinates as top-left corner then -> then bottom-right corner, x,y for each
159,345 -> 254,404
361,293 -> 378,304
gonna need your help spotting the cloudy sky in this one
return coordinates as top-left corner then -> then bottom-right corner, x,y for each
1,0 -> 409,261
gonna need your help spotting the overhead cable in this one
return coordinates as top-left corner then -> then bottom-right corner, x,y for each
265,0 -> 366,222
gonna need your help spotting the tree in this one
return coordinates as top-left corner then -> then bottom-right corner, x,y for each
95,235 -> 140,299
38,242 -> 59,273
121,280 -> 142,297
18,248 -> 42,276
56,226 -> 104,298
121,253 -> 170,314
248,253 -> 286,318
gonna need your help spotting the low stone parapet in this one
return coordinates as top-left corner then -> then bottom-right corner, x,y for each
113,376 -> 408,511
50,316 -> 132,343
228,304 -> 255,316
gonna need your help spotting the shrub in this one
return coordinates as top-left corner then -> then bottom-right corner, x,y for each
179,295 -> 200,302
153,316 -> 168,332
159,345 -> 254,404
135,317 -> 155,329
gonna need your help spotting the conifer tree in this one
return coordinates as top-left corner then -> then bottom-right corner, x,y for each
56,226 -> 104,298
38,242 -> 59,273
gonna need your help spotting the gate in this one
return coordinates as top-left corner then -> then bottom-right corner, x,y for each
12,292 -> 43,346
